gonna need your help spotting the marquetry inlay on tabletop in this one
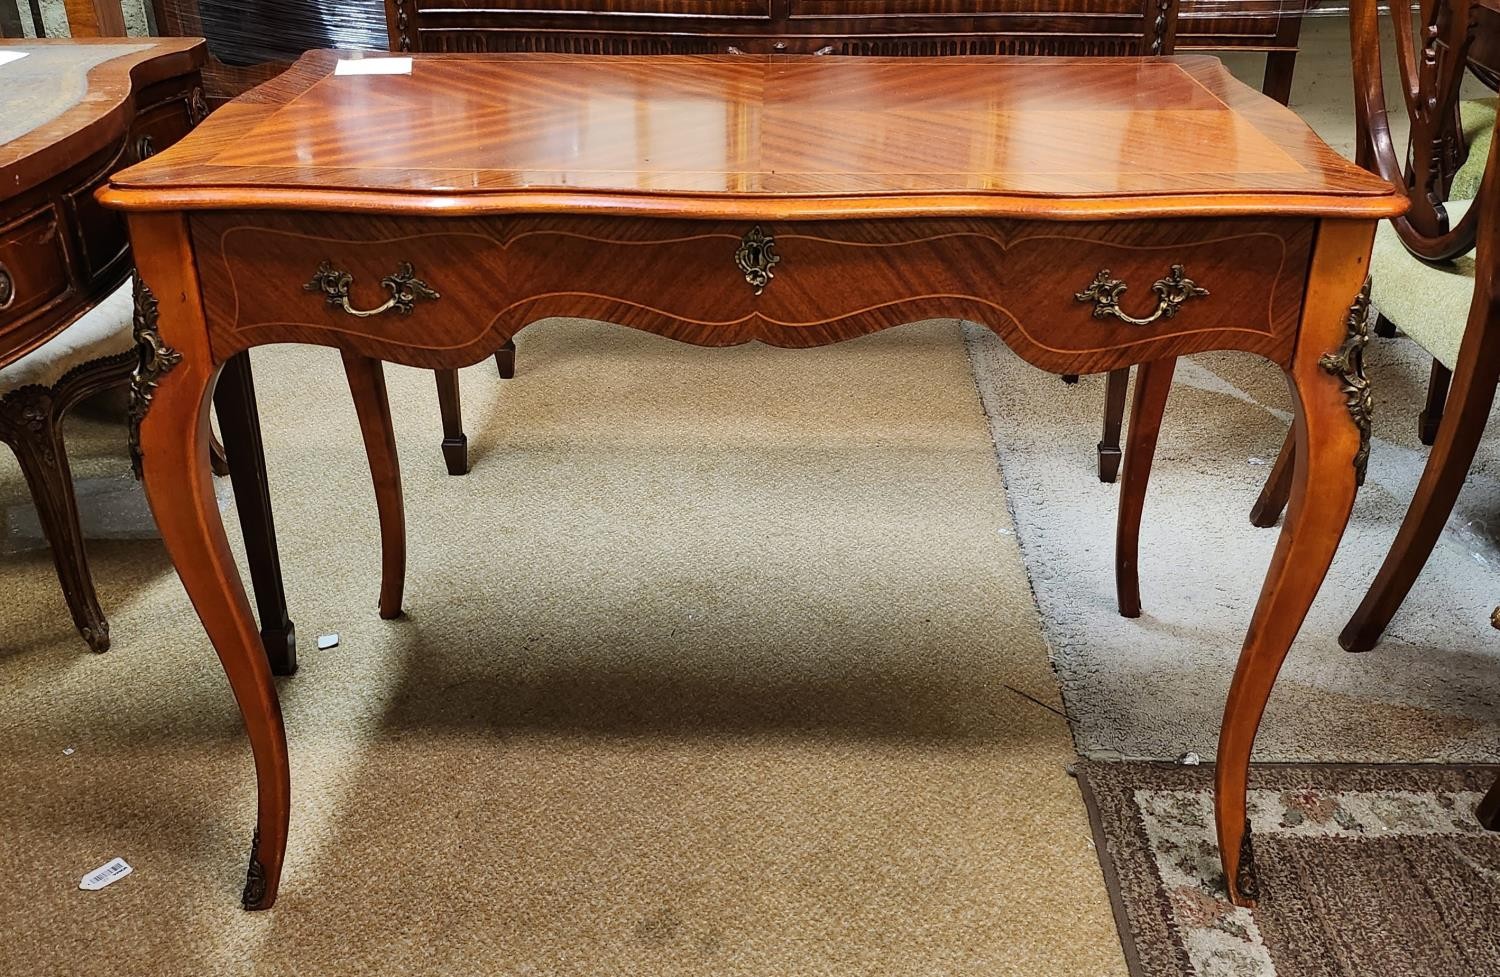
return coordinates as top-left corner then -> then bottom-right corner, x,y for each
113,51 -> 1392,213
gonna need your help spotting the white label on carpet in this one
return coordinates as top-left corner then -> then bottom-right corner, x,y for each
317,633 -> 339,650
79,858 -> 132,891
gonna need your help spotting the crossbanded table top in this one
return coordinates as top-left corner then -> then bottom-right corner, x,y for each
106,50 -> 1405,220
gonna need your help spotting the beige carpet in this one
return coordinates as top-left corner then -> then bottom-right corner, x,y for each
0,320 -> 1125,975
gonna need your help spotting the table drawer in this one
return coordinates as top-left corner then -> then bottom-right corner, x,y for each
191,213 -> 1311,373
0,206 -> 70,324
194,213 -> 759,366
755,218 -> 1311,369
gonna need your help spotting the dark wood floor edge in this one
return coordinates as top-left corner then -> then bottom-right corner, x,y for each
1074,763 -> 1150,977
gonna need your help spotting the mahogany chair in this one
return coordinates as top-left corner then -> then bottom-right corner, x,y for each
1246,0 -> 1499,647
1119,2 -> 1500,825
1116,0 -> 1500,719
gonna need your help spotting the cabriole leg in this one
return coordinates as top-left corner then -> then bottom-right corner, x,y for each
1215,224 -> 1373,906
342,353 -> 406,619
2,388 -> 110,651
129,216 -> 290,910
1249,428 -> 1295,529
1115,357 -> 1176,618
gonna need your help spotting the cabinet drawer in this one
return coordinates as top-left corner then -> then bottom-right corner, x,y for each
70,91 -> 200,282
191,212 -> 1310,373
0,207 -> 70,325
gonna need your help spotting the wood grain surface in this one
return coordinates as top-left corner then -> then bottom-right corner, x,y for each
190,211 -> 1312,373
102,51 -> 1403,220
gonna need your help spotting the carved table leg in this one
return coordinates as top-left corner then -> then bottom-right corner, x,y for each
1,386 -> 111,652
1097,367 -> 1130,482
214,351 -> 297,676
434,368 -> 468,476
1115,356 -> 1176,618
129,218 -> 289,909
342,353 -> 406,619
495,338 -> 516,380
1249,428 -> 1296,529
1340,287 -> 1500,652
1216,225 -> 1373,907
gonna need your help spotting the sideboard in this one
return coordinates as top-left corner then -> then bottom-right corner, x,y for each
384,0 -> 1306,101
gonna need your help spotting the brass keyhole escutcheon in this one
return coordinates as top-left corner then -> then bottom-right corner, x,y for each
735,226 -> 781,295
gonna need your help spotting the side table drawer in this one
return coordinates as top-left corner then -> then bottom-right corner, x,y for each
0,206 -> 70,323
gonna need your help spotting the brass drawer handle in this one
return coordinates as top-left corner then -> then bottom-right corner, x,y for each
1075,265 -> 1208,326
0,263 -> 12,309
735,226 -> 780,295
304,261 -> 439,317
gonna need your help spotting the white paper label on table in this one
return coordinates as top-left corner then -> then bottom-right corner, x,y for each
334,57 -> 412,77
79,858 -> 132,891
0,51 -> 30,68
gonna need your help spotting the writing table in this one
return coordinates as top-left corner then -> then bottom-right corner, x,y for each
100,51 -> 1405,910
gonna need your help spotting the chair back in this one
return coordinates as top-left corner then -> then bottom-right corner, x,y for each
1351,0 -> 1496,260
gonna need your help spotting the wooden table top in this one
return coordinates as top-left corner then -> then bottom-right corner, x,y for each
104,50 -> 1404,221
2,37 -> 203,199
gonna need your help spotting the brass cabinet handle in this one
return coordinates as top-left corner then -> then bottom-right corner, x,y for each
304,261 -> 439,317
1074,264 -> 1208,326
0,263 -> 12,309
735,225 -> 780,295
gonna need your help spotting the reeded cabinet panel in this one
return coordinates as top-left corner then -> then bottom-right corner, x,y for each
789,0 -> 1153,16
395,0 -> 1171,55
439,0 -> 771,12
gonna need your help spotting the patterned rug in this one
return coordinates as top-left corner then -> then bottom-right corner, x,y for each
1077,761 -> 1500,977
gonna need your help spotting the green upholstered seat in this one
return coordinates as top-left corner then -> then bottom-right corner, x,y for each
1449,97 -> 1496,202
1370,197 -> 1473,371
